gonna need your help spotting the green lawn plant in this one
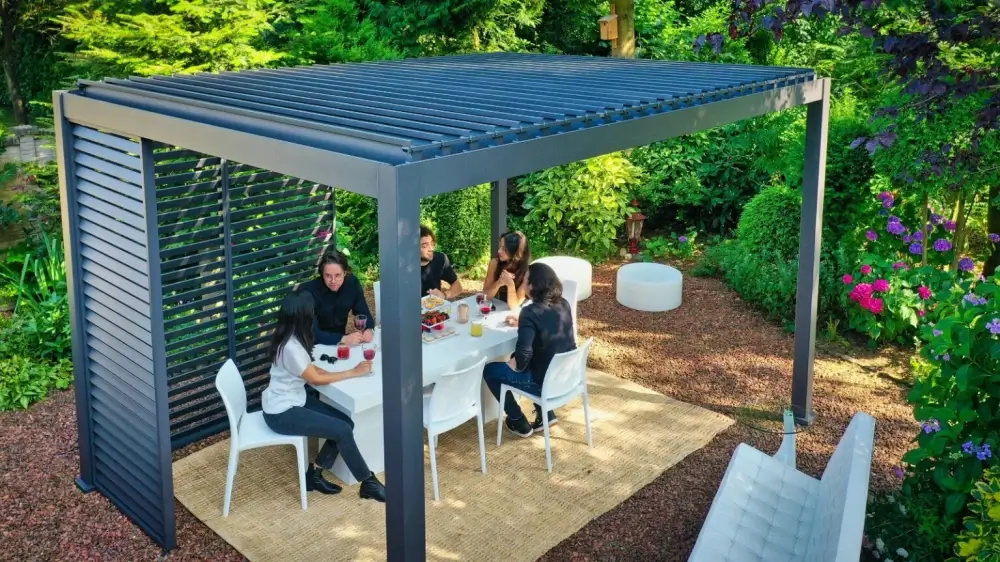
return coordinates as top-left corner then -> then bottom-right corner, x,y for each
953,465 -> 1000,561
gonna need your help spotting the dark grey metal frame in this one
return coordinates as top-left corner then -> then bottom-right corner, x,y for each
54,54 -> 830,560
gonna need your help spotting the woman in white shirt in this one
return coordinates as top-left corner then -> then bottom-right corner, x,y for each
261,289 -> 385,502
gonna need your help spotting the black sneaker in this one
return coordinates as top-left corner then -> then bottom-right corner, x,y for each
505,416 -> 533,438
531,406 -> 558,431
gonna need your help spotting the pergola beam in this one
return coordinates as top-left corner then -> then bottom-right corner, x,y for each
490,179 -> 508,254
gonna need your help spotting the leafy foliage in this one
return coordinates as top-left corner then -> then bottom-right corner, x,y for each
0,354 -> 72,411
422,184 -> 492,275
736,186 -> 802,261
954,465 -> 1000,561
279,0 -> 402,64
518,152 -> 641,261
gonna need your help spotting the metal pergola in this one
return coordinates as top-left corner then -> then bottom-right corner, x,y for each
54,53 -> 829,560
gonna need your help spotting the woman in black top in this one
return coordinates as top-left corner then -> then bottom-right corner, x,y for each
300,248 -> 375,346
484,231 -> 531,310
483,262 -> 576,438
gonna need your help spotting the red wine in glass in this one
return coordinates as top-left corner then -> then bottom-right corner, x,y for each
479,304 -> 491,316
475,293 -> 485,305
355,314 -> 367,332
363,347 -> 376,361
337,344 -> 350,360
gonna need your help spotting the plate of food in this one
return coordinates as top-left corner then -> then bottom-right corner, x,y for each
483,313 -> 518,332
421,309 -> 450,332
421,294 -> 446,310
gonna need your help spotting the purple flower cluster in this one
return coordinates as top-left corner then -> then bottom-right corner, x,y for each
887,221 -> 906,236
964,441 -> 993,461
932,239 -> 952,252
944,220 -> 957,232
866,230 -> 878,241
930,213 -> 944,225
678,236 -> 689,243
921,419 -> 941,433
913,231 -> 924,242
990,233 -> 1000,243
877,191 -> 895,208
893,261 -> 909,270
909,242 -> 923,255
988,318 -> 1000,335
958,257 -> 975,272
964,293 -> 989,306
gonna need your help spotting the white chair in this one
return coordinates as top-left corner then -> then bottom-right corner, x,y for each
496,338 -> 594,472
215,359 -> 308,516
688,411 -> 875,562
373,281 -> 381,326
423,357 -> 488,501
562,278 -> 579,342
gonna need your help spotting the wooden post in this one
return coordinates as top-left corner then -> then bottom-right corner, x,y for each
612,0 -> 635,58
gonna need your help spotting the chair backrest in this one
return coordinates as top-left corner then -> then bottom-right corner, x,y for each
561,279 -> 579,341
215,359 -> 248,440
541,337 -> 593,402
805,412 -> 876,561
427,357 -> 488,428
373,281 -> 381,325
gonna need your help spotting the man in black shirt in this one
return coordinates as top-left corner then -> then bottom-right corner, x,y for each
300,248 -> 375,346
420,225 -> 463,298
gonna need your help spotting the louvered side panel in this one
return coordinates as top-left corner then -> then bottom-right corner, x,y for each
65,125 -> 174,548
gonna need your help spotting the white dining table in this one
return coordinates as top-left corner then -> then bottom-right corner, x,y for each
311,295 -> 520,485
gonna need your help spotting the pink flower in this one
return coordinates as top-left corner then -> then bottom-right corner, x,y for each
892,261 -> 909,270
918,309 -> 926,317
867,297 -> 885,314
860,264 -> 872,275
842,274 -> 854,284
873,279 -> 890,292
852,283 -> 874,300
917,285 -> 932,300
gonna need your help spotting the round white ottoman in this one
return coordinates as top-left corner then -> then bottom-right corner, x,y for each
532,256 -> 592,301
616,263 -> 682,312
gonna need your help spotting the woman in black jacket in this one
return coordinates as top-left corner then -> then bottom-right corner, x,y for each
483,262 -> 577,438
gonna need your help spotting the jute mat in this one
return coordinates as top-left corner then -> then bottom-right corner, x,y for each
172,369 -> 733,562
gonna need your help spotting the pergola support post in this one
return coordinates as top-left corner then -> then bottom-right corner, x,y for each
490,179 -> 508,256
54,92 -> 95,493
377,166 -> 427,562
791,78 -> 830,425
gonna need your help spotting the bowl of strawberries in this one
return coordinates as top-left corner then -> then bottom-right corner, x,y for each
421,310 -> 450,332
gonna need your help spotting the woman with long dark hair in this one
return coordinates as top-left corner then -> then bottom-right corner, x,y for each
483,262 -> 576,438
484,231 -> 531,309
260,289 -> 386,502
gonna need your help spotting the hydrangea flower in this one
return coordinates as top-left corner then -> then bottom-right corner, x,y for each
932,239 -> 952,252
879,209 -> 889,216
930,213 -> 944,225
842,274 -> 854,284
943,353 -> 951,361
990,233 -> 1000,243
922,419 -> 941,433
903,234 -> 913,243
944,220 -> 957,231
887,221 -> 906,236
909,242 -> 923,255
964,293 -> 988,306
958,257 -> 975,272
888,215 -> 901,224
917,286 -> 932,300
873,279 -> 890,292
933,329 -> 943,337
987,318 -> 1000,335
876,537 -> 886,552
918,309 -> 926,317
979,444 -> 993,461
897,547 -> 909,558
963,441 -> 976,454
892,261 -> 909,270
861,264 -> 872,275
892,466 -> 905,479
850,283 -> 874,301
912,231 -> 924,242
678,236 -> 688,243
866,297 -> 885,314
866,230 -> 878,241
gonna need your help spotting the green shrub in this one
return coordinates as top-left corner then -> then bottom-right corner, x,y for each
862,484 -> 955,561
0,355 -> 72,411
736,186 -> 803,261
955,466 -> 1000,560
422,184 -> 492,275
519,153 -> 640,262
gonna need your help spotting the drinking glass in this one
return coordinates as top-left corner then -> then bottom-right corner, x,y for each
470,320 -> 483,337
337,343 -> 350,360
355,314 -> 367,332
475,292 -> 486,305
479,303 -> 491,316
363,345 -> 376,361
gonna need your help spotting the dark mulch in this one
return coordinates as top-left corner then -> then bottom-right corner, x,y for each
0,261 -> 916,561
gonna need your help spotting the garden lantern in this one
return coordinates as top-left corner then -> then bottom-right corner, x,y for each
625,200 -> 646,255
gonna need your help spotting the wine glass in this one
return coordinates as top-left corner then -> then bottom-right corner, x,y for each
475,292 -> 485,305
363,345 -> 376,361
355,314 -> 367,333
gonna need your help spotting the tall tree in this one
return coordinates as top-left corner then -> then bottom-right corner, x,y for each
0,0 -> 50,123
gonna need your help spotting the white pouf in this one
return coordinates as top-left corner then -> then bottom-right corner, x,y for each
616,263 -> 683,312
532,256 -> 592,301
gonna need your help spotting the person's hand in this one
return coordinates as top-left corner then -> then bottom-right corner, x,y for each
505,315 -> 519,327
341,332 -> 363,346
506,357 -> 519,371
353,361 -> 373,377
499,270 -> 515,286
428,288 -> 446,299
360,329 -> 375,343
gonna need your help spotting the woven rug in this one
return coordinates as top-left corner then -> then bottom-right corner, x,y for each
173,369 -> 733,562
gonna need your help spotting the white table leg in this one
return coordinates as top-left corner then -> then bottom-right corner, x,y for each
317,399 -> 385,486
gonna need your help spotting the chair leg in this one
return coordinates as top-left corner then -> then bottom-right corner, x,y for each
429,430 -> 440,502
496,386 -> 508,447
297,439 -> 309,511
541,402 -> 553,473
582,389 -> 593,450
222,447 -> 240,517
476,409 -> 487,475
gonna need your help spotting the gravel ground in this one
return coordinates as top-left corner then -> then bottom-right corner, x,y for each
0,261 -> 916,561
